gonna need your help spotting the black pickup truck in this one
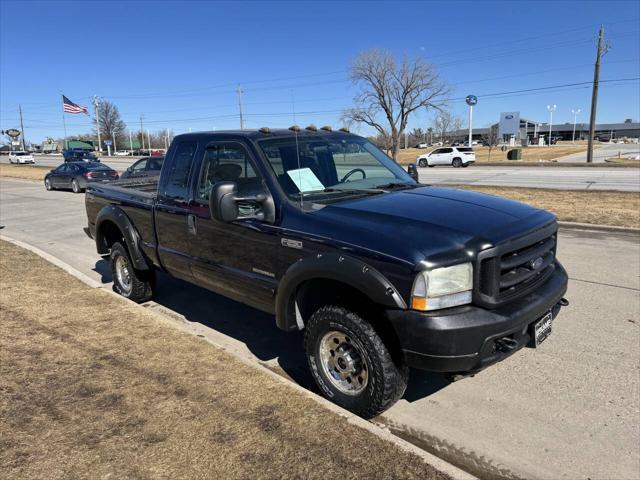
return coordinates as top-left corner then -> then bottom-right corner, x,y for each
85,127 -> 568,418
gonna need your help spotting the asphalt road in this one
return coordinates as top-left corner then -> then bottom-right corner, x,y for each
1,177 -> 639,479
417,165 -> 640,192
3,154 -> 640,192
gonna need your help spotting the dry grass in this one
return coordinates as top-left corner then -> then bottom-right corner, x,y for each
455,186 -> 640,228
0,240 -> 449,480
0,164 -> 52,181
396,145 -> 595,165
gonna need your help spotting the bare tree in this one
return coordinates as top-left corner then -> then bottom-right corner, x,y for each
94,100 -> 126,147
343,49 -> 449,161
481,124 -> 500,161
432,110 -> 463,143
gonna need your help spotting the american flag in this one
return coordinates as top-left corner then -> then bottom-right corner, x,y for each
62,95 -> 89,115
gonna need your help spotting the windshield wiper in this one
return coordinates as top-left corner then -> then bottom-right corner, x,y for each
302,187 -> 385,196
373,182 -> 415,190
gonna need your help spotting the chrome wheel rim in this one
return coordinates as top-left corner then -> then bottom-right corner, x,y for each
115,255 -> 132,295
318,330 -> 369,395
72,180 -> 79,192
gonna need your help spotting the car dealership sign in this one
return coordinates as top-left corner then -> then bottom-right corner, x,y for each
4,128 -> 21,138
499,112 -> 520,137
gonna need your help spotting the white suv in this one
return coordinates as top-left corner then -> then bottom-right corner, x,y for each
417,147 -> 475,168
9,151 -> 35,164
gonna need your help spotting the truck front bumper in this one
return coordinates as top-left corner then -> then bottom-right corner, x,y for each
386,263 -> 568,374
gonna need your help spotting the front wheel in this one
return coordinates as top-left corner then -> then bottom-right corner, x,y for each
452,158 -> 463,168
110,242 -> 153,303
418,158 -> 428,168
304,305 -> 408,419
44,178 -> 53,191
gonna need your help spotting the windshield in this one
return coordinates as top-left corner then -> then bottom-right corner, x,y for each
258,136 -> 415,202
85,163 -> 111,170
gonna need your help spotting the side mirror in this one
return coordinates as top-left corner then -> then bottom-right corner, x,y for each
209,181 -> 275,223
407,163 -> 419,182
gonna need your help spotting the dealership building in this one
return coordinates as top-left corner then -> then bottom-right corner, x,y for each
455,114 -> 639,143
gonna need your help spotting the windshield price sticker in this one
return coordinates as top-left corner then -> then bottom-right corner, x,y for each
287,168 -> 324,193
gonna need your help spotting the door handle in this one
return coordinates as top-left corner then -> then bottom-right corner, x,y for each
187,214 -> 197,235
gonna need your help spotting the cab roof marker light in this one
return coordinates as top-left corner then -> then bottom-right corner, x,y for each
320,126 -> 332,132
289,125 -> 301,132
339,127 -> 350,133
306,125 -> 318,132
259,127 -> 271,134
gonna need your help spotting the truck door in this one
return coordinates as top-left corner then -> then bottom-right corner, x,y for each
154,140 -> 198,281
186,141 -> 278,313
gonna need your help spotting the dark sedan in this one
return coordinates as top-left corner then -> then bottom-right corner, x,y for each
45,162 -> 118,193
120,156 -> 164,179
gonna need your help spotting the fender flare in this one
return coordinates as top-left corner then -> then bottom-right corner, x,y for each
95,204 -> 150,271
275,253 -> 407,331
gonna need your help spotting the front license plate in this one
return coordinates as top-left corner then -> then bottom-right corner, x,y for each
533,311 -> 553,347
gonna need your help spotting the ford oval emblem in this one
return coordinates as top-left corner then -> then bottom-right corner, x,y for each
530,257 -> 544,270
505,114 -> 514,119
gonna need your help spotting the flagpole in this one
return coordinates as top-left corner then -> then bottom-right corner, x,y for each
60,93 -> 68,150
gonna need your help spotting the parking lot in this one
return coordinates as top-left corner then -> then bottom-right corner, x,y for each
1,177 -> 638,479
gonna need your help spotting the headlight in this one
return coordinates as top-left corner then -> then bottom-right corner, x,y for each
411,263 -> 473,311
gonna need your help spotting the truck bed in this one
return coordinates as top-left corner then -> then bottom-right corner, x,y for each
85,176 -> 161,267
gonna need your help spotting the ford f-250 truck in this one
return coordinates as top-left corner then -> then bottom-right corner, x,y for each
85,127 -> 568,418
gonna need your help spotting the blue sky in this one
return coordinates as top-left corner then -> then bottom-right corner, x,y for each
1,0 -> 639,143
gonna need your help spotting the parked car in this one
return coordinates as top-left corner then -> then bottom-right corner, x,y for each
85,128 -> 568,418
8,151 -> 35,164
414,142 -> 428,149
417,146 -> 476,167
114,150 -> 132,156
45,162 -> 118,193
63,149 -> 100,162
120,156 -> 165,179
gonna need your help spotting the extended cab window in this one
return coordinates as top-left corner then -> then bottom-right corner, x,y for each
162,141 -> 197,199
197,143 -> 260,201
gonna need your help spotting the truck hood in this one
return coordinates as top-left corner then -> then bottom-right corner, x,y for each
312,186 -> 555,265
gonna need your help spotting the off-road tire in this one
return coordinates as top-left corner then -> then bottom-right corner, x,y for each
304,305 -> 408,419
418,158 -> 428,168
452,158 -> 463,168
71,179 -> 82,193
110,242 -> 153,303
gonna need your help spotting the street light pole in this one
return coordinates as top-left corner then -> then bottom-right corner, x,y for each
546,104 -> 556,147
571,108 -> 581,143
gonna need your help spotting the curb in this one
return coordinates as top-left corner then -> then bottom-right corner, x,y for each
0,233 -> 476,480
558,221 -> 640,234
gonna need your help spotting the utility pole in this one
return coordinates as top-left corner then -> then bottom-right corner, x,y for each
237,85 -> 244,130
140,115 -> 145,152
587,25 -> 609,163
129,130 -> 133,154
18,104 -> 26,151
93,96 -> 102,153
147,130 -> 152,154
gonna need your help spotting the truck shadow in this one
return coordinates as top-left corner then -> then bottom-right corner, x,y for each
93,259 -> 450,402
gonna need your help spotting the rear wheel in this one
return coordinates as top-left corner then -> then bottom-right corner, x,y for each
418,158 -> 428,168
71,179 -> 82,193
304,305 -> 408,419
452,158 -> 462,168
110,242 -> 153,303
44,178 -> 53,191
